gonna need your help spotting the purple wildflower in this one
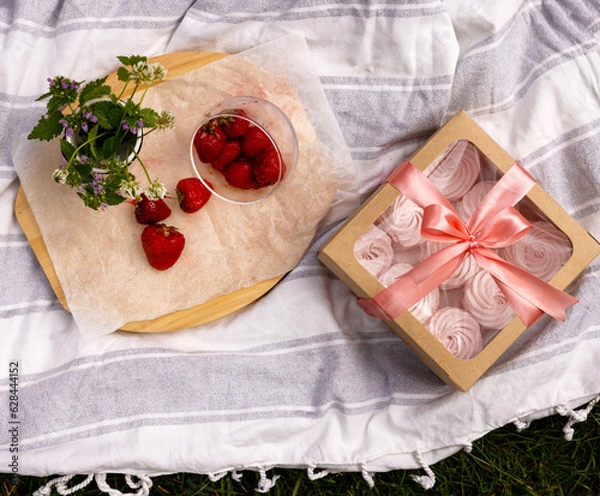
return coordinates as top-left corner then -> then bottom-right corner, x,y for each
65,127 -> 74,138
100,203 -> 109,211
61,79 -> 69,89
59,119 -> 68,128
83,110 -> 98,123
121,121 -> 129,131
80,155 -> 88,163
81,122 -> 88,133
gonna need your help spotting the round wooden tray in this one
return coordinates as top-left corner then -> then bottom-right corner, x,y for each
14,51 -> 284,333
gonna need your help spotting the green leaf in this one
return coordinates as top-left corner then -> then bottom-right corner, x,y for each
101,136 -> 122,159
35,91 -> 52,102
27,111 -> 63,141
117,55 -> 147,67
104,192 -> 127,205
46,94 -> 69,115
78,77 -> 110,107
75,161 -> 93,180
138,108 -> 159,128
92,100 -> 123,130
59,137 -> 76,161
116,67 -> 131,82
104,173 -> 128,190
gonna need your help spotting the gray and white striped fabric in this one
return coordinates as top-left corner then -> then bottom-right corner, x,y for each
1,0 -> 600,490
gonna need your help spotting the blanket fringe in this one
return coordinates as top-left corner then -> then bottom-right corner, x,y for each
33,474 -> 152,496
255,468 -> 280,493
556,395 -> 599,441
513,418 -> 532,431
360,465 -> 375,488
409,449 -> 436,490
231,470 -> 244,481
207,470 -> 228,482
306,464 -> 331,480
33,474 -> 94,495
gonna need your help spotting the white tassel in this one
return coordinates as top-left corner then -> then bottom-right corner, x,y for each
95,474 -> 152,496
307,465 -> 331,480
513,418 -> 531,431
410,450 -> 436,490
556,395 -> 599,441
360,466 -> 375,488
462,442 -> 473,453
207,471 -> 228,482
125,475 -> 153,491
255,468 -> 280,493
33,475 -> 94,496
231,470 -> 244,482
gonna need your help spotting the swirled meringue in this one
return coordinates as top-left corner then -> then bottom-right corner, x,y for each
354,225 -> 394,278
376,195 -> 424,248
501,220 -> 572,282
455,180 -> 496,221
426,140 -> 481,201
420,240 -> 479,289
426,307 -> 483,360
462,270 -> 515,329
377,262 -> 440,323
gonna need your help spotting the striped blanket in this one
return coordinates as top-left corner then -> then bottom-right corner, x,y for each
1,1 -> 599,493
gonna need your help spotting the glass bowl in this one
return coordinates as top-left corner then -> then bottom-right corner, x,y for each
189,96 -> 299,204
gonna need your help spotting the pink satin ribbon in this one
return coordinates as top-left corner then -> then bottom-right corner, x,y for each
358,161 -> 579,326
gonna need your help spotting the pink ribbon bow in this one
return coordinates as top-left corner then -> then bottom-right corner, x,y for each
358,161 -> 578,327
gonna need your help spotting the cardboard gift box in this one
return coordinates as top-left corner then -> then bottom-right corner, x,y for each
318,110 -> 600,391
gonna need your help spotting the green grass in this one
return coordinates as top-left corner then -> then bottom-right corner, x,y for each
2,408 -> 598,495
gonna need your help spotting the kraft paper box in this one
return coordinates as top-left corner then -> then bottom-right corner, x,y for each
317,110 -> 600,391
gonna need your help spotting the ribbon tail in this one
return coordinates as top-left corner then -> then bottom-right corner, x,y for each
476,251 -> 579,327
492,279 -> 544,327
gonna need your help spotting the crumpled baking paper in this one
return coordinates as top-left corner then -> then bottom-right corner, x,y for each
12,33 -> 358,338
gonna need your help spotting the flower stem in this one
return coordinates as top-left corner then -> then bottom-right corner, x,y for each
133,149 -> 152,184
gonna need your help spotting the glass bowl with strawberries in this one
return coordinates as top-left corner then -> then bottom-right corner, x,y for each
189,96 -> 298,204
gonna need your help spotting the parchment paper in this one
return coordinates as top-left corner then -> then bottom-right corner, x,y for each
13,34 -> 357,338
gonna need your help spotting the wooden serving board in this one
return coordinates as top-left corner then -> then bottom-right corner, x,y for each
14,51 -> 284,333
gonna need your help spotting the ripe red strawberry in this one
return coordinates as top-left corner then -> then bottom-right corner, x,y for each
219,110 -> 250,139
176,177 -> 212,213
210,140 -> 240,172
223,160 -> 256,189
253,147 -> 283,187
141,224 -> 185,271
193,119 -> 226,163
134,193 -> 172,225
241,125 -> 272,157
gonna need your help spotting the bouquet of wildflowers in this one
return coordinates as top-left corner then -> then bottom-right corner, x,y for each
28,55 -> 175,210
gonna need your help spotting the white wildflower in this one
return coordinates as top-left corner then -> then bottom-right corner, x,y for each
52,168 -> 68,185
145,180 -> 167,200
130,62 -> 154,84
118,178 -> 142,200
129,62 -> 167,84
156,110 -> 175,130
151,63 -> 167,82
